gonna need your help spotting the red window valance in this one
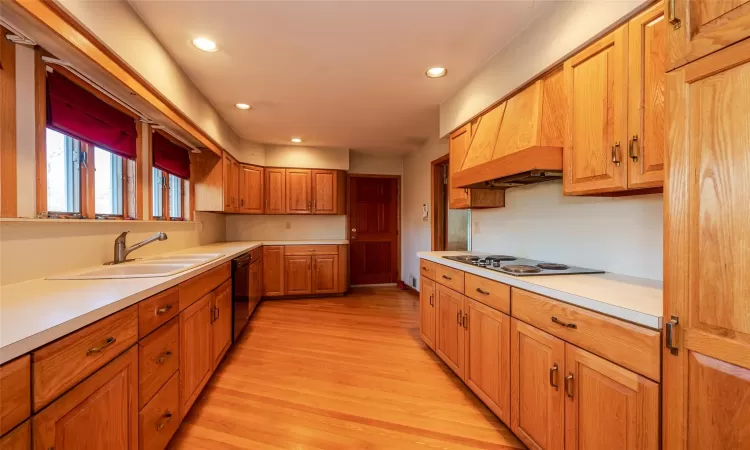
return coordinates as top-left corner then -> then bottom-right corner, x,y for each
153,131 -> 191,180
46,70 -> 138,160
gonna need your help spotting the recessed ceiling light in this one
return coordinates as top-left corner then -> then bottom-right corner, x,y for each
425,67 -> 447,78
235,103 -> 251,110
192,37 -> 218,52
290,138 -> 302,143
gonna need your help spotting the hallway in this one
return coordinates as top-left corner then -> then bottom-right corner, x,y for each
171,287 -> 524,449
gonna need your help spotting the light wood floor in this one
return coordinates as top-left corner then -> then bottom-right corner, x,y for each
171,286 -> 525,449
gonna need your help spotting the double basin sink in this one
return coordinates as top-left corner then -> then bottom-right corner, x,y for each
47,253 -> 224,280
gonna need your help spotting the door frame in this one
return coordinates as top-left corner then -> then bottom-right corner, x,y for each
431,154 -> 449,251
347,174 -> 401,285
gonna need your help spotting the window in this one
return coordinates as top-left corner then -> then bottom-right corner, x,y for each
152,167 -> 164,219
151,168 -> 187,220
46,128 -> 82,215
169,174 -> 183,219
94,147 -> 124,216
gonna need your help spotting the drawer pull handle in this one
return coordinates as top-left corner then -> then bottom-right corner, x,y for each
156,411 -> 173,431
442,274 -> 452,280
551,316 -> 577,329
565,373 -> 575,398
86,336 -> 116,356
549,364 -> 559,390
429,294 -> 433,306
668,0 -> 681,29
456,310 -> 462,324
156,350 -> 173,365
156,304 -> 173,315
476,287 -> 490,295
462,313 -> 468,329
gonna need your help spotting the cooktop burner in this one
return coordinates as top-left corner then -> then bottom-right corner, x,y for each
441,255 -> 604,277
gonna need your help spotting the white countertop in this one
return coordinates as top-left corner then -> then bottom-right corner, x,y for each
0,240 -> 348,364
418,251 -> 663,329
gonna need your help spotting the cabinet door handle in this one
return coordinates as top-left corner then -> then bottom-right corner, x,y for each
241,198 -> 244,207
210,306 -> 216,323
476,287 -> 490,296
549,364 -> 559,390
629,135 -> 639,162
155,411 -> 173,431
86,336 -> 116,356
611,141 -> 621,167
442,274 -> 452,281
668,0 -> 681,29
666,315 -> 680,354
429,294 -> 433,306
215,307 -> 220,321
156,304 -> 173,315
551,316 -> 577,329
456,310 -> 462,324
565,373 -> 575,398
156,350 -> 173,365
462,313 -> 468,329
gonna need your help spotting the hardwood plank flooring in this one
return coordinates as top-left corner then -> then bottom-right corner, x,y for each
171,286 -> 525,449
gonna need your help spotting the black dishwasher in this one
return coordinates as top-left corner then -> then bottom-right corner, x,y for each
232,252 -> 251,341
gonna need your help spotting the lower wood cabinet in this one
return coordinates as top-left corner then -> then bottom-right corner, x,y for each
262,246 -> 285,296
138,317 -> 179,409
32,346 -> 138,450
0,420 -> 29,450
139,372 -> 180,450
211,279 -> 233,370
312,254 -> 339,294
285,255 -> 312,295
249,258 -> 263,316
435,284 -> 466,379
263,245 -> 348,297
179,292 -> 213,419
419,277 -> 436,351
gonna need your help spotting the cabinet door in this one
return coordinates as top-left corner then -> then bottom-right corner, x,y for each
628,1 -> 666,189
419,277 -> 436,350
232,160 -> 240,210
0,420 -> 29,450
448,125 -> 505,209
435,284 -> 466,379
465,299 -> 511,425
565,345 -> 659,450
666,0 -> 750,70
211,279 -> 232,369
262,246 -> 284,296
664,40 -> 750,450
264,168 -> 286,214
311,169 -> 337,214
312,254 -> 339,294
564,25 -> 629,195
284,255 -> 312,295
222,153 -> 233,211
179,292 -> 212,418
510,319 -> 564,450
32,346 -> 138,450
285,169 -> 311,214
239,164 -> 263,214
249,259 -> 262,315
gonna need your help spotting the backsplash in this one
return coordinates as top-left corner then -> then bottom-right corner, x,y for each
226,215 -> 347,241
471,181 -> 663,280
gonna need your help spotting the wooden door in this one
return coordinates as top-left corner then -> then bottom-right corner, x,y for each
239,164 -> 263,214
465,299 -> 511,424
564,25 -> 629,195
312,254 -> 339,294
627,1 -> 666,189
349,176 -> 399,285
285,168 -> 311,214
179,292 -> 212,418
435,284 -> 466,379
262,246 -> 284,296
284,255 -> 312,295
264,168 -> 285,214
510,319 -> 564,450
32,346 -> 138,450
664,39 -> 750,450
448,125 -> 505,209
312,169 -> 337,214
419,277 -> 436,350
565,344 -> 659,450
211,279 -> 232,369
666,0 -> 750,70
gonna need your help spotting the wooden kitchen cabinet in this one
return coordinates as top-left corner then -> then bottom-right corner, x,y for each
435,284 -> 466,379
284,255 -> 312,295
239,164 -> 264,214
510,319 -> 564,450
448,125 -> 505,209
210,279 -> 232,370
663,38 -> 750,450
264,168 -> 286,214
262,246 -> 285,296
665,0 -> 750,70
565,345 -> 659,450
0,420 -> 29,450
249,257 -> 263,316
311,169 -> 345,214
32,346 -> 138,450
285,168 -> 312,214
222,152 -> 240,213
465,299 -> 511,425
419,277 -> 436,351
0,355 -> 30,437
312,253 -> 339,294
179,292 -> 213,418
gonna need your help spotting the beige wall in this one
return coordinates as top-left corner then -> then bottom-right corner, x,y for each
0,212 -> 226,286
264,145 -> 349,170
225,215 -> 346,241
349,151 -> 403,176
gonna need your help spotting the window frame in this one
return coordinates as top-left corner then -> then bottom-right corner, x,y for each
1,26 -> 18,217
151,167 -> 187,221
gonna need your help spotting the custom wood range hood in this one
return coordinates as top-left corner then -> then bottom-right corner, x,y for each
451,67 -> 564,190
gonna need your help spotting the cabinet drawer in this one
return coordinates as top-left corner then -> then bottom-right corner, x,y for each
0,420 -> 30,450
139,372 -> 180,450
139,317 -> 179,409
465,273 -> 510,314
249,246 -> 262,263
179,262 -> 230,311
284,245 -> 338,255
511,288 -> 660,381
435,264 -> 465,293
32,305 -> 138,411
0,355 -> 30,437
420,259 -> 437,280
139,286 -> 179,338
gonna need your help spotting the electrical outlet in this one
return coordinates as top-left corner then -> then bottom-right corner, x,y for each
473,221 -> 480,234
285,221 -> 291,230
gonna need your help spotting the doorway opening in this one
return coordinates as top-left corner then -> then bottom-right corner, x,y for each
431,155 -> 470,252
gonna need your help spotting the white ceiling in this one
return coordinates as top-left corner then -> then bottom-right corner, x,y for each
129,1 -> 543,154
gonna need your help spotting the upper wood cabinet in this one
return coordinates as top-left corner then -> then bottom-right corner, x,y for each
666,0 -> 750,70
193,150 -> 241,213
262,245 -> 285,296
435,284 -> 466,379
239,164 -> 264,214
312,169 -> 345,214
448,125 -> 506,209
286,169 -> 312,214
419,277 -> 436,351
222,152 -> 239,213
664,38 -> 750,450
264,168 -> 286,215
210,279 -> 232,370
